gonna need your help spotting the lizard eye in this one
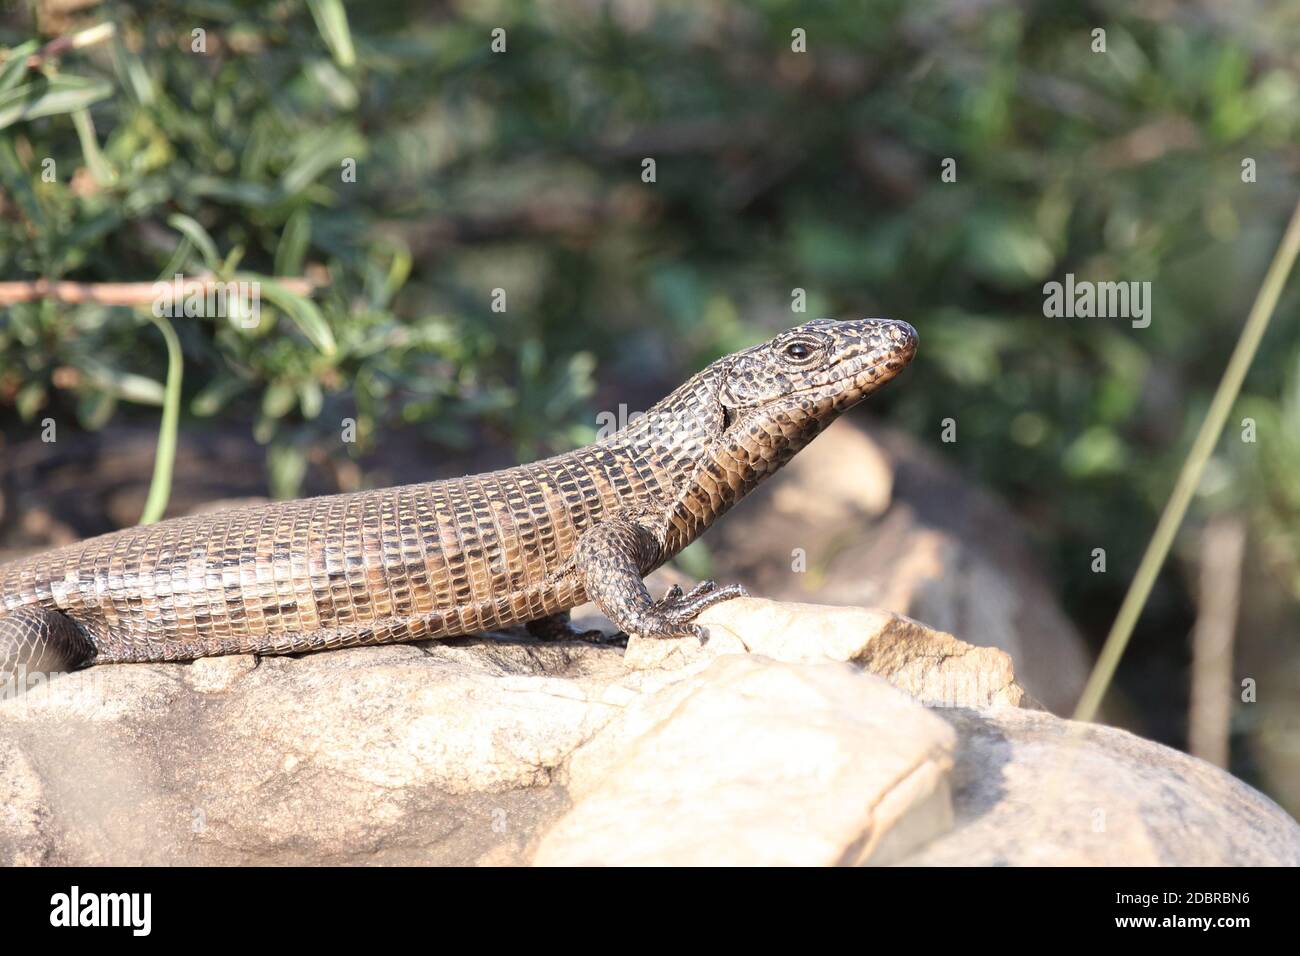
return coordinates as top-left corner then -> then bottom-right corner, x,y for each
784,342 -> 812,360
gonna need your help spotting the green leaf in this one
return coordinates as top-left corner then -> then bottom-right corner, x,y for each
186,175 -> 282,208
279,124 -> 365,194
274,208 -> 311,277
110,28 -> 154,104
307,0 -> 357,69
71,108 -> 114,185
77,357 -> 166,405
1063,426 -> 1127,478
252,415 -> 276,445
220,245 -> 245,276
306,58 -> 358,110
247,275 -> 336,355
0,75 -> 113,131
262,381 -> 297,419
157,236 -> 194,282
77,390 -> 117,430
15,381 -> 45,420
298,379 -> 323,419
0,42 -> 38,94
0,135 -> 46,233
191,376 -> 248,417
268,442 -> 308,499
368,241 -> 410,309
166,213 -> 221,271
963,213 -> 1056,289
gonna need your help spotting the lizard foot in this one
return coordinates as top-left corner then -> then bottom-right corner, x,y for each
645,581 -> 748,643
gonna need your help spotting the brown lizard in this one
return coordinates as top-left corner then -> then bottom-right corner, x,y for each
0,318 -> 917,677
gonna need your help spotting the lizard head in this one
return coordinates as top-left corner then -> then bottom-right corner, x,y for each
634,317 -> 917,553
646,316 -> 917,552
715,317 -> 917,425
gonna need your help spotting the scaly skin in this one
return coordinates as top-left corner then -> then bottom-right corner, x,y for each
0,318 -> 917,677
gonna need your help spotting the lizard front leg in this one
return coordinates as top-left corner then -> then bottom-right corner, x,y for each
574,518 -> 746,642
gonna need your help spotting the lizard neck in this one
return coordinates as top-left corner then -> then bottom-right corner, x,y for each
659,389 -> 844,556
596,368 -> 726,509
598,367 -> 844,558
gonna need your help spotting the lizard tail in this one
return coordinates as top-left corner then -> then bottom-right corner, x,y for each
0,607 -> 97,685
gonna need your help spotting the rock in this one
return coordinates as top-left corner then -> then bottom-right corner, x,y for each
1,595 -> 1295,866
0,598 -> 970,865
620,595 -> 1034,709
536,656 -> 955,866
0,746 -> 47,866
706,419 -> 1092,714
900,708 -> 1300,866
767,421 -> 893,521
186,654 -> 258,694
0,639 -> 609,865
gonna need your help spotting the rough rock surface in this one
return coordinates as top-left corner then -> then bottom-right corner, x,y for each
901,708 -> 1300,866
535,656 -> 955,866
1,593 -> 1296,866
0,596 -> 979,866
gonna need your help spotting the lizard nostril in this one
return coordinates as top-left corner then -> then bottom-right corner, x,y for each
892,321 -> 918,351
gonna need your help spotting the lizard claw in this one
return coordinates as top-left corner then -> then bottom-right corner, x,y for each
642,581 -> 747,640
654,579 -> 727,612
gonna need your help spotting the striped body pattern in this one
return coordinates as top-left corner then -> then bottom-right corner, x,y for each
0,318 -> 917,672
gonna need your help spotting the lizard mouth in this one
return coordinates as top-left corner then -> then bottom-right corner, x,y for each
720,355 -> 906,433
798,319 -> 918,402
812,348 -> 913,399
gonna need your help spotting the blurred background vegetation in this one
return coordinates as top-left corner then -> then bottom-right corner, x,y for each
2,0 -> 1299,809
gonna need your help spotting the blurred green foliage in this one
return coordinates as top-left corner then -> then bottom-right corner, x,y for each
1,0 -> 1299,610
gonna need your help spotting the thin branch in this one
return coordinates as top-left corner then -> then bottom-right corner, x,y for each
5,22 -> 118,70
0,276 -> 324,307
